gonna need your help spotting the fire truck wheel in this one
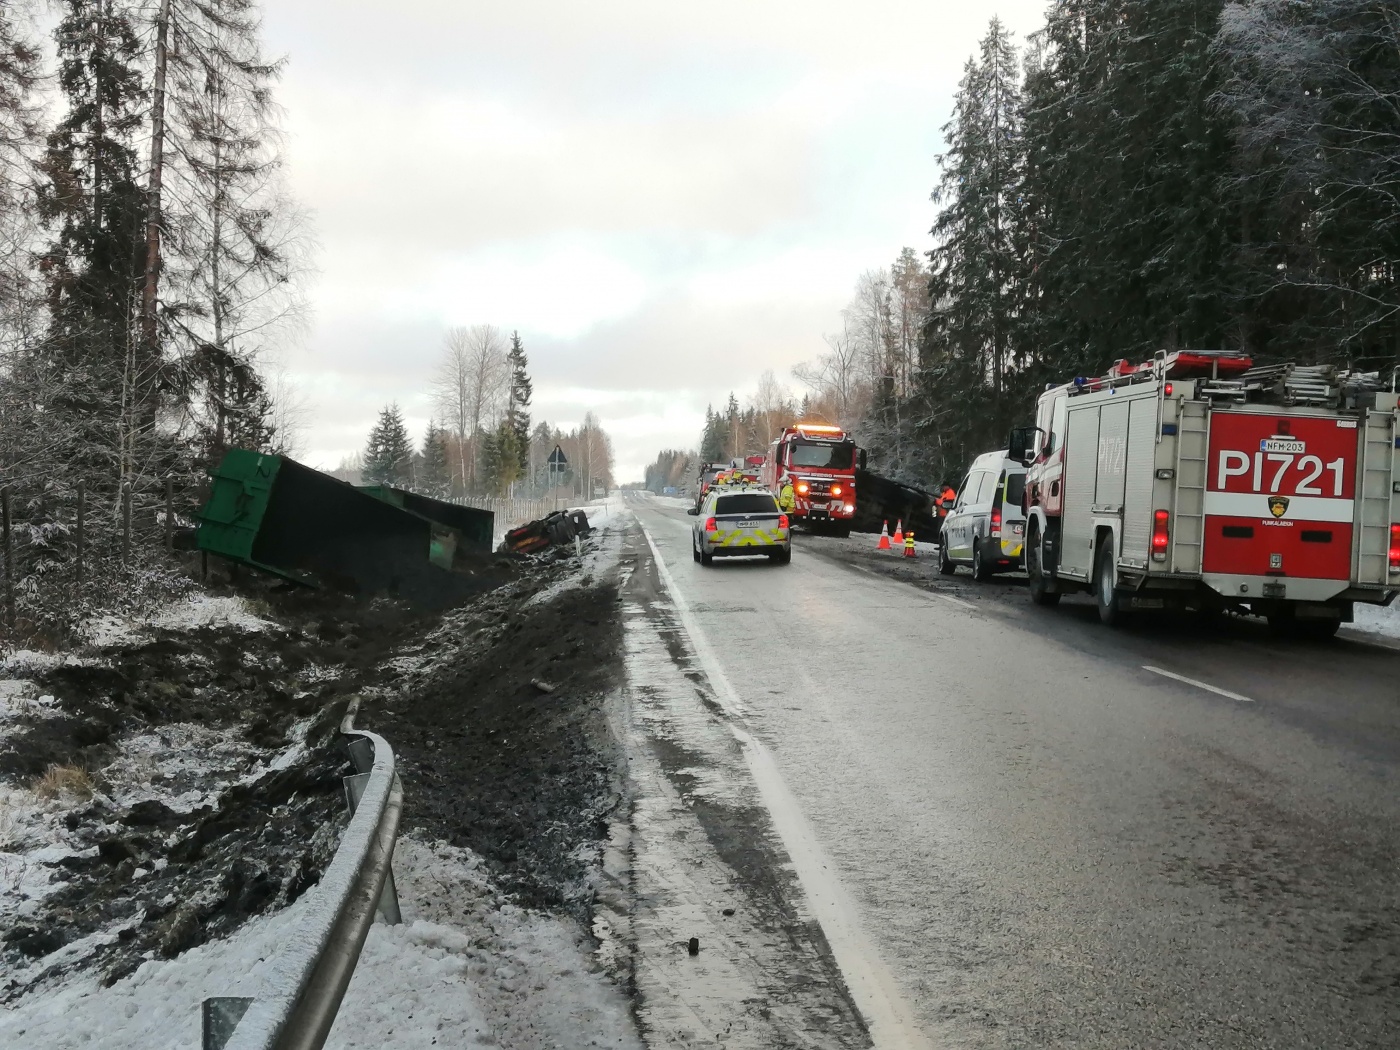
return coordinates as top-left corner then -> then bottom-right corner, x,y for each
1094,544 -> 1125,626
973,543 -> 993,581
939,542 -> 957,576
1027,525 -> 1061,606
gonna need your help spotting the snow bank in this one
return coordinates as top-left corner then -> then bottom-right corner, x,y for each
1352,600 -> 1400,641
0,837 -> 640,1050
82,595 -> 274,649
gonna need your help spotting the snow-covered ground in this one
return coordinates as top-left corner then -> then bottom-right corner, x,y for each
0,836 -> 640,1050
1351,599 -> 1400,642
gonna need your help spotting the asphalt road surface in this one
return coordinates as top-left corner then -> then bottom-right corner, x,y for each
623,492 -> 1400,1049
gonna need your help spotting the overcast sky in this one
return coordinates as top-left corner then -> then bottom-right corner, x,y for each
264,0 -> 1051,481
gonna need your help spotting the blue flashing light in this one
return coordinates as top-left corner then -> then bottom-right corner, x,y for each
1074,376 -> 1087,387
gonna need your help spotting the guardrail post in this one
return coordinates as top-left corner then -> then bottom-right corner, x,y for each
202,996 -> 253,1050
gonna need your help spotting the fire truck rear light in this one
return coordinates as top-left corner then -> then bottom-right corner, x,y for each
1151,509 -> 1170,561
1164,383 -> 1173,396
1390,523 -> 1400,572
705,517 -> 717,532
778,514 -> 789,530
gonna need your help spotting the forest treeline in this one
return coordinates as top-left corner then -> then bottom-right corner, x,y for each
649,1 -> 1400,494
0,0 -> 306,631
345,324 -> 615,500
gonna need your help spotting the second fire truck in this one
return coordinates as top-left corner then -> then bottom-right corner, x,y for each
1022,351 -> 1400,635
760,423 -> 865,536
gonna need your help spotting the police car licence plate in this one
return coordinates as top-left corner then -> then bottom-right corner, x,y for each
736,519 -> 760,528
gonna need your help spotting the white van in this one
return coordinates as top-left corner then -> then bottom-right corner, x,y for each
939,450 -> 1028,580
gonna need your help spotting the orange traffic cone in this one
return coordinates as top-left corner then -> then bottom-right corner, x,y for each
877,521 -> 891,550
892,519 -> 904,544
904,531 -> 916,558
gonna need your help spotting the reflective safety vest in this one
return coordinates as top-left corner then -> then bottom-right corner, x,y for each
778,482 -> 796,512
937,487 -> 955,517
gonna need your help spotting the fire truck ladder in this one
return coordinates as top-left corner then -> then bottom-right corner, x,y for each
1171,399 -> 1210,575
1355,410 -> 1397,585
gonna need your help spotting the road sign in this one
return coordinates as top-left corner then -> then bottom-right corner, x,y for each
547,445 -> 568,468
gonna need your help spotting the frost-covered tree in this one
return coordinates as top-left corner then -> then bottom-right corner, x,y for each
1216,0 -> 1400,362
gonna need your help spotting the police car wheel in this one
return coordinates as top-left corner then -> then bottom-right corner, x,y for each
692,539 -> 701,563
939,542 -> 957,576
700,548 -> 714,566
973,543 -> 993,581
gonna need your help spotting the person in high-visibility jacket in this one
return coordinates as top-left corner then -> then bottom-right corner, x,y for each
777,476 -> 796,513
934,481 -> 956,543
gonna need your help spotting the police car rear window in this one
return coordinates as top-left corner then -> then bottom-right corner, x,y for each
715,494 -> 779,515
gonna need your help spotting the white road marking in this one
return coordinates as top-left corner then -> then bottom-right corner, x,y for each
1142,665 -> 1255,703
939,595 -> 975,611
637,518 -> 932,1050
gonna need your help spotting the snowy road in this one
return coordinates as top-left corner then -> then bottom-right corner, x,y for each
623,492 -> 1400,1049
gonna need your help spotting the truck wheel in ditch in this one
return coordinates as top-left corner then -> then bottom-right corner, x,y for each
939,542 -> 957,576
1027,525 -> 1061,606
1094,543 -> 1125,627
973,543 -> 993,581
834,526 -> 851,539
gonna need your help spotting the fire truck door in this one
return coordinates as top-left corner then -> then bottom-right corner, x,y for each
1060,405 -> 1101,579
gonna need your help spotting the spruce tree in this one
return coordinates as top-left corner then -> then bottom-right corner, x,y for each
505,331 -> 532,478
363,403 -> 412,487
420,420 -> 451,499
36,0 -> 149,483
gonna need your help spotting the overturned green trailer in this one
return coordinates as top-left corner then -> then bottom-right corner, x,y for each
196,449 -> 500,607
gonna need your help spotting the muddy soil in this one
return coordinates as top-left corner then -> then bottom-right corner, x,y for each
371,558 -> 625,922
0,563 -> 520,998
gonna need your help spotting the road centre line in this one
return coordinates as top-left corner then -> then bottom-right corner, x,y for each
1142,665 -> 1255,703
636,518 -> 932,1050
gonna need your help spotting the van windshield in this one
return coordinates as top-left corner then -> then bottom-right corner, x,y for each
789,442 -> 854,469
715,494 -> 780,515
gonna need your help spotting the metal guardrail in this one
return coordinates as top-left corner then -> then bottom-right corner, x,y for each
203,699 -> 403,1050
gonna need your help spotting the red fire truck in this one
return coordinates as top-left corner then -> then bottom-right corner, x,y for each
760,423 -> 865,536
1022,352 -> 1400,635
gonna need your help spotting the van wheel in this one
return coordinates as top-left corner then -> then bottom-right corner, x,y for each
973,543 -> 993,581
1027,523 -> 1060,606
939,542 -> 957,576
1094,543 -> 1125,626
